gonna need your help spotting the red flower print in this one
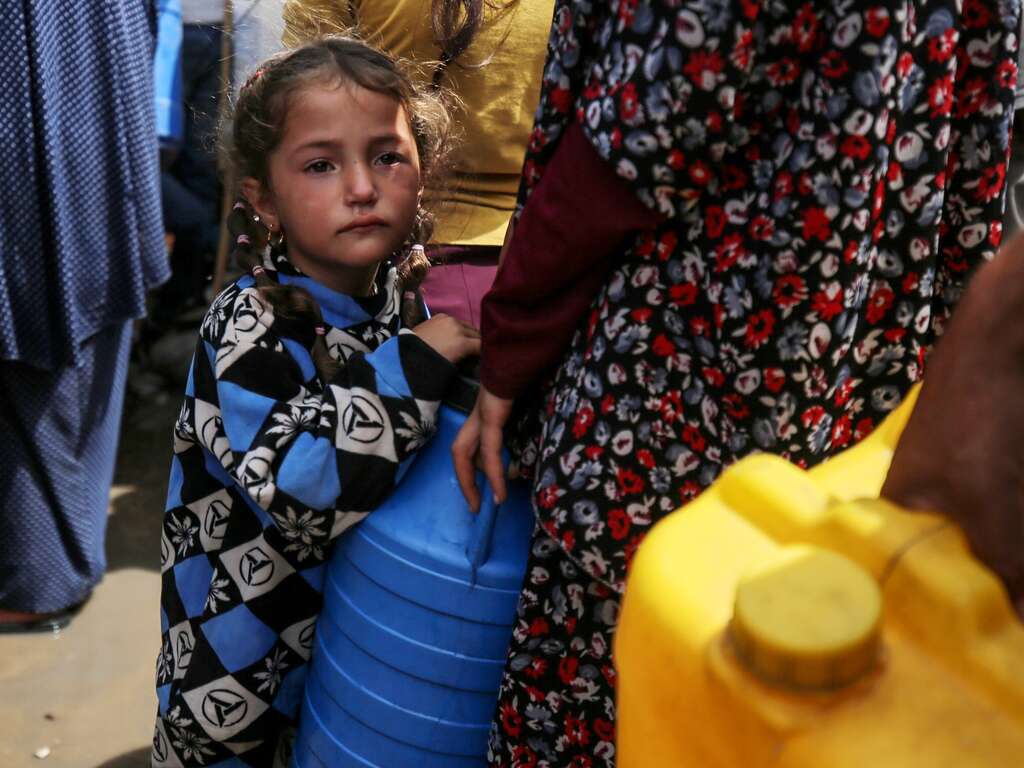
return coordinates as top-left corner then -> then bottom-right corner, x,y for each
963,0 -> 992,28
670,282 -> 698,307
997,60 -> 1018,91
714,233 -> 747,271
866,285 -> 894,324
702,366 -> 725,387
525,685 -> 545,702
682,424 -> 706,452
723,393 -> 751,420
812,284 -> 844,321
902,272 -> 919,294
721,164 -> 748,191
766,57 -> 801,86
652,334 -> 677,357
774,171 -> 794,199
537,485 -> 561,509
619,82 -> 640,120
636,449 -> 656,469
773,275 -> 807,308
928,28 -> 957,63
831,414 -> 852,449
550,86 -> 573,114
928,75 -> 953,118
502,702 -> 524,737
744,309 -> 776,349
975,164 -> 1006,203
562,530 -> 576,551
617,0 -> 639,25
705,205 -> 727,238
820,51 -> 849,78
569,756 -> 594,768
764,367 -> 785,393
801,206 -> 831,242
558,656 -> 579,685
572,404 -> 596,438
668,148 -> 686,170
749,214 -> 775,241
511,746 -> 537,768
616,467 -> 645,496
678,481 -> 702,503
565,714 -> 590,746
854,417 -> 875,441
657,231 -> 678,259
631,307 -> 653,323
594,718 -> 615,742
624,533 -> 646,568
523,657 -> 548,679
801,405 -> 826,428
608,507 -> 631,540
865,8 -> 890,36
792,3 -> 819,52
660,390 -> 683,422
689,159 -> 713,186
528,617 -> 550,636
683,50 -> 725,90
840,134 -> 871,161
599,396 -> 615,416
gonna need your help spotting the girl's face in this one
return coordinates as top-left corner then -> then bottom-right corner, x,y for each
244,82 -> 423,296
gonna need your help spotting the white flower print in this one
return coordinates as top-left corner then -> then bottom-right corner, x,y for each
266,403 -> 318,447
272,506 -> 327,562
205,569 -> 231,615
394,411 -> 435,451
171,725 -> 216,764
164,705 -> 192,729
167,513 -> 198,556
254,647 -> 290,695
156,639 -> 174,682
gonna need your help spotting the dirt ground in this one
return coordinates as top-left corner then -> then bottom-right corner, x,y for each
0,379 -> 183,767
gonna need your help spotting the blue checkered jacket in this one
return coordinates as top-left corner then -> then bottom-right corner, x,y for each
153,253 -> 455,767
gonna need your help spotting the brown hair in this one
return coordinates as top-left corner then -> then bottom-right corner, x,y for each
222,35 -> 453,380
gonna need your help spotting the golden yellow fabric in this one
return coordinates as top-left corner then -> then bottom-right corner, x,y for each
282,0 -> 553,246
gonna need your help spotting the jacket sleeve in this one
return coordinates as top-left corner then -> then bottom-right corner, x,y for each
281,0 -> 355,48
195,284 -> 455,546
480,120 -> 662,398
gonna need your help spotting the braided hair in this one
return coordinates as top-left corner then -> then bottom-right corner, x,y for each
222,36 -> 453,380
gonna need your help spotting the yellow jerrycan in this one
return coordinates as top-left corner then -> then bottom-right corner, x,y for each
616,386 -> 1024,767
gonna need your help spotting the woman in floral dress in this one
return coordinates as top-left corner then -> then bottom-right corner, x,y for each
452,1 -> 1021,765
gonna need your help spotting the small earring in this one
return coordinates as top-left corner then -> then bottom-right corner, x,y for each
253,214 -> 261,225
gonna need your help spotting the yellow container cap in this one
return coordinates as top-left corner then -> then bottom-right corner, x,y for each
730,545 -> 882,690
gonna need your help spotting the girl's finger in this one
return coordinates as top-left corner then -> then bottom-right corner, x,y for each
480,419 -> 507,506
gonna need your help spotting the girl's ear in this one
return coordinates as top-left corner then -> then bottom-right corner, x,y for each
240,177 -> 280,231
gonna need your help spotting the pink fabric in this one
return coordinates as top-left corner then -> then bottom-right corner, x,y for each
420,246 -> 499,327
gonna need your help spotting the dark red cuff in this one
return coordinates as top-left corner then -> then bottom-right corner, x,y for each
480,121 -> 663,398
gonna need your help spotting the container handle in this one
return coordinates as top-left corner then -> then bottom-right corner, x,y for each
465,472 -> 500,585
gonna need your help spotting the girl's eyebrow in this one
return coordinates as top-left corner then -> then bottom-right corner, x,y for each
292,133 -> 406,154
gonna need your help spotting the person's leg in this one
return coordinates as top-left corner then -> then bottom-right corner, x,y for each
0,321 -> 133,625
487,526 -> 618,767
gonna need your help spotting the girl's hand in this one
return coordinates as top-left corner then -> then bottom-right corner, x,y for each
413,313 -> 481,363
452,387 -> 514,513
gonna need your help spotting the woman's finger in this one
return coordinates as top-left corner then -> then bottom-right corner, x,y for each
453,403 -> 483,512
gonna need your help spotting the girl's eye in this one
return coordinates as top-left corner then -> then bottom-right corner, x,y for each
305,160 -> 334,174
375,151 -> 402,166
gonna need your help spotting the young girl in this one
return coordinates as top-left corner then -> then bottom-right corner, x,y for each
152,37 -> 479,768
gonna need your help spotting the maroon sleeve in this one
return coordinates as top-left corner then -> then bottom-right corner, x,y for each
479,121 -> 663,398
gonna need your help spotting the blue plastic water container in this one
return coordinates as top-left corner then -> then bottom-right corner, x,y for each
293,380 -> 534,768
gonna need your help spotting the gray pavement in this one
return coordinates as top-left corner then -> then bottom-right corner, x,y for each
0,361 -> 185,767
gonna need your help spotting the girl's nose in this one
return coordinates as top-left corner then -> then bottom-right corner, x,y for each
344,162 -> 378,206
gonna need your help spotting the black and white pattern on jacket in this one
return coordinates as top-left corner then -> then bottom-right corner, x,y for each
153,251 -> 455,767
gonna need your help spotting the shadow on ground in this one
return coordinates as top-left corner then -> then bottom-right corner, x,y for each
104,389 -> 181,574
94,746 -> 150,768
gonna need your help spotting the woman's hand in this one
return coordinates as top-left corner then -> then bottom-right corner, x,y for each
882,241 -> 1024,614
452,386 -> 515,512
413,313 -> 481,364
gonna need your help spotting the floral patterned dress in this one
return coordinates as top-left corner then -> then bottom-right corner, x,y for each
487,1 -> 1019,766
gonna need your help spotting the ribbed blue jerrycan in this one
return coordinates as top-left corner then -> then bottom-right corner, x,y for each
293,376 -> 535,767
